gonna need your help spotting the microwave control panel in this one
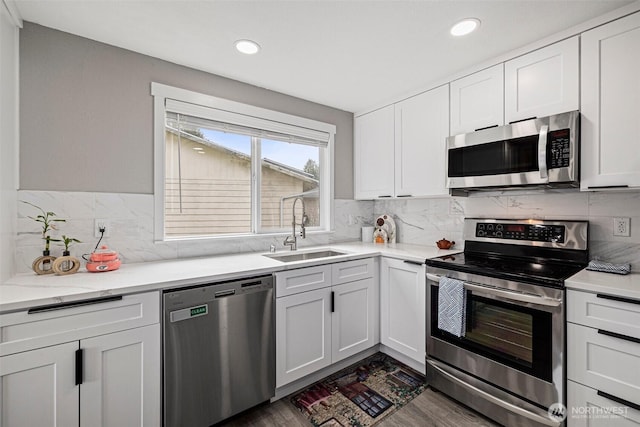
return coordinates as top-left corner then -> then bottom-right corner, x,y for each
476,223 -> 565,243
548,128 -> 571,169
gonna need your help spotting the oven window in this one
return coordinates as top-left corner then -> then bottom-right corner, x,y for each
431,287 -> 553,381
465,300 -> 533,365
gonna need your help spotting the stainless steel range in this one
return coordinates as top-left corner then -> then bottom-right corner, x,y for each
425,218 -> 588,427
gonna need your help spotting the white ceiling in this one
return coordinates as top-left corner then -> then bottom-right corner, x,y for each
11,0 -> 635,113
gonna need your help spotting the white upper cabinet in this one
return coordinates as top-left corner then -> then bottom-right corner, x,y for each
354,105 -> 395,199
581,12 -> 640,190
394,85 -> 450,197
505,36 -> 579,123
450,64 -> 504,135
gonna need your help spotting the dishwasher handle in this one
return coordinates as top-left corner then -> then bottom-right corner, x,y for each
214,289 -> 236,298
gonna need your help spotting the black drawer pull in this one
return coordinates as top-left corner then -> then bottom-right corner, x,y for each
598,329 -> 640,345
587,185 -> 629,189
597,390 -> 640,412
403,260 -> 424,266
28,295 -> 123,314
397,194 -> 412,198
378,195 -> 392,198
597,293 -> 640,306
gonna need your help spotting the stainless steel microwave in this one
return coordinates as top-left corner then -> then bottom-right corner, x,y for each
446,111 -> 579,192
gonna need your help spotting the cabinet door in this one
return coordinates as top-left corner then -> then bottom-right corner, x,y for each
394,85 -> 450,197
354,105 -> 395,199
380,258 -> 425,364
450,64 -> 504,135
581,12 -> 640,190
505,36 -> 579,123
276,288 -> 332,387
80,324 -> 161,427
0,342 -> 79,426
332,277 -> 377,362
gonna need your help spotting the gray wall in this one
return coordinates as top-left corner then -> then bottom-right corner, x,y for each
20,23 -> 354,198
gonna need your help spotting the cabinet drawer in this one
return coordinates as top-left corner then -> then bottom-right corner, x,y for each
0,291 -> 160,356
567,323 -> 640,408
332,258 -> 374,285
567,290 -> 640,339
567,380 -> 640,426
275,264 -> 332,297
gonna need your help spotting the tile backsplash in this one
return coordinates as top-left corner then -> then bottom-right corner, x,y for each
15,189 -> 639,273
374,190 -> 640,268
15,191 -> 373,273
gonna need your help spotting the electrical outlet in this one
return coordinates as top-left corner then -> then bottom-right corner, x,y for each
94,219 -> 111,238
613,217 -> 630,237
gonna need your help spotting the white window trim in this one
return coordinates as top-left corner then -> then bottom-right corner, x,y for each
151,82 -> 335,242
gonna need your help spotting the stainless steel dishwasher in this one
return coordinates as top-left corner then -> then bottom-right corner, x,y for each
163,275 -> 275,427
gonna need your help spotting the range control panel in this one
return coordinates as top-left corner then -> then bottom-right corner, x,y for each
475,222 -> 565,243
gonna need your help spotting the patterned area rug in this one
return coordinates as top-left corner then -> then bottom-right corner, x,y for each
290,353 -> 426,426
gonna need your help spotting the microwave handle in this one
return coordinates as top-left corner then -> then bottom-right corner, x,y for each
538,125 -> 549,180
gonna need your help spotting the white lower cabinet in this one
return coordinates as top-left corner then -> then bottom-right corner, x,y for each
0,341 -> 79,426
0,292 -> 161,427
275,258 -> 378,387
332,277 -> 376,362
380,257 -> 425,365
81,324 -> 161,427
567,289 -> 640,426
276,287 -> 332,387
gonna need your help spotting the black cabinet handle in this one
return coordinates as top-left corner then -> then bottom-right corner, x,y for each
28,295 -> 123,314
378,195 -> 392,198
474,124 -> 499,131
75,349 -> 84,386
403,260 -> 424,266
587,185 -> 629,189
598,329 -> 640,345
397,194 -> 412,198
597,293 -> 640,306
597,390 -> 640,412
331,291 -> 335,313
509,117 -> 536,124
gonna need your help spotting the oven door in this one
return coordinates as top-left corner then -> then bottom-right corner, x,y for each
426,268 -> 564,410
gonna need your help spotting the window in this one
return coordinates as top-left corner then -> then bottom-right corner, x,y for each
152,83 -> 335,240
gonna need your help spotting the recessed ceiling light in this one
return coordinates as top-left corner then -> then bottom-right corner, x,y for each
450,18 -> 480,37
192,147 -> 204,151
235,39 -> 261,55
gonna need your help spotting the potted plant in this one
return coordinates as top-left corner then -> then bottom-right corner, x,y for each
54,235 -> 82,275
23,201 -> 65,274
60,235 -> 81,257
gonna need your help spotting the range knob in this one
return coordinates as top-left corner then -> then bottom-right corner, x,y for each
496,231 -> 503,238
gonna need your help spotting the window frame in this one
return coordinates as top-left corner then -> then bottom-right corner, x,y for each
151,83 -> 335,242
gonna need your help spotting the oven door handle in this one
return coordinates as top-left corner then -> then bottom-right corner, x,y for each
427,273 -> 561,307
428,359 -> 562,427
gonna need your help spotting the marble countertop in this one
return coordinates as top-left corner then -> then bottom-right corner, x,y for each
0,242 -> 458,313
566,268 -> 640,301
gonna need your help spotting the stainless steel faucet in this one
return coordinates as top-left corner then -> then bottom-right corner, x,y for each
283,197 -> 308,251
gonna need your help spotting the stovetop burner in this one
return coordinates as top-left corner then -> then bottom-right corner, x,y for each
425,251 -> 585,287
426,218 -> 589,288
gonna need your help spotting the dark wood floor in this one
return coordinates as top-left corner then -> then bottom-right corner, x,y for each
219,387 -> 499,426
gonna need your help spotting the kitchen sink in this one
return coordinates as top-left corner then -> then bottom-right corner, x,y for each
265,250 -> 347,263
